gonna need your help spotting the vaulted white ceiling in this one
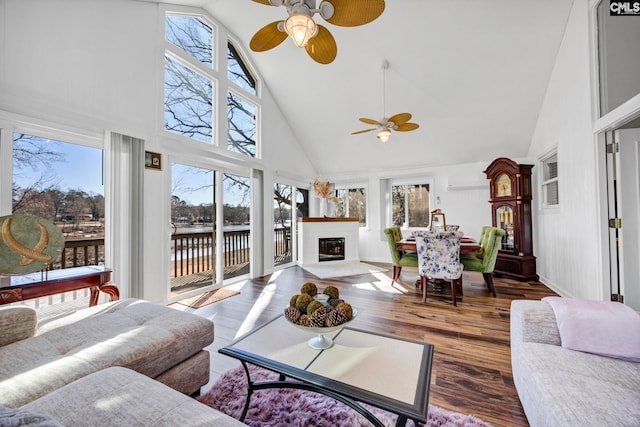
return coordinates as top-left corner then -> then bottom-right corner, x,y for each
155,0 -> 574,175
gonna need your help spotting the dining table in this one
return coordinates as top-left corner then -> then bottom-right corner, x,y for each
395,237 -> 482,254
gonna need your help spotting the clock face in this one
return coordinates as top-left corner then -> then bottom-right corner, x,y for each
495,174 -> 512,197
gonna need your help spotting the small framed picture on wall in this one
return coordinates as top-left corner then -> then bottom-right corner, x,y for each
145,151 -> 162,170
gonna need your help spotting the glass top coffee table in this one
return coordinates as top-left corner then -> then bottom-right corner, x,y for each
219,315 -> 434,427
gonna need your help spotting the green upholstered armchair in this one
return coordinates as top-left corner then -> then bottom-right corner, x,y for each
460,226 -> 505,297
383,226 -> 418,284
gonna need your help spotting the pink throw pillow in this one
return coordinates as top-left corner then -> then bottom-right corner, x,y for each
542,296 -> 640,362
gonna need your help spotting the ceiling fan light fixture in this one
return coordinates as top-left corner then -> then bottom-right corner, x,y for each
376,129 -> 391,143
284,14 -> 318,47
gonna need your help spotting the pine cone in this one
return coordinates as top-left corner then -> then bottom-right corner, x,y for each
310,305 -> 333,327
326,308 -> 348,327
298,314 -> 312,327
284,306 -> 301,323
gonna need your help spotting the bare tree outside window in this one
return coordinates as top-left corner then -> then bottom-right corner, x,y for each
274,183 -> 292,266
164,56 -> 213,143
227,92 -> 256,157
392,184 -> 430,228
165,14 -> 213,67
228,42 -> 256,95
164,15 -> 258,157
335,187 -> 366,226
12,133 -> 105,267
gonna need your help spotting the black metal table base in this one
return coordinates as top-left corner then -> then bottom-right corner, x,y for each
238,362 -> 421,427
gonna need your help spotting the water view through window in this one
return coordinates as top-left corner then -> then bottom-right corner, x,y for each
170,163 -> 215,296
12,133 -> 105,268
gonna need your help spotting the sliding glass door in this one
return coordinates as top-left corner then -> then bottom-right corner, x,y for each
273,183 -> 292,267
170,163 -> 215,297
223,173 -> 251,280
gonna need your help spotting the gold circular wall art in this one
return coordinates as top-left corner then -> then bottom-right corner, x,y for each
0,214 -> 64,275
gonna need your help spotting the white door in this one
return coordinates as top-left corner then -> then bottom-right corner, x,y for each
616,128 -> 640,310
607,127 -> 640,310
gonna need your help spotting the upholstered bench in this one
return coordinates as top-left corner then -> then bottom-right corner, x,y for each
0,298 -> 214,408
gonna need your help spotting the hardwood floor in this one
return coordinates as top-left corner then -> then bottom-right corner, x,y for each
178,263 -> 557,427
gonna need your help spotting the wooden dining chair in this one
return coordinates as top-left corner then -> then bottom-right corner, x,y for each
415,230 -> 463,306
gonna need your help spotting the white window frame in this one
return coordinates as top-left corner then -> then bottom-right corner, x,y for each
0,114 -> 105,215
161,8 -> 262,161
388,177 -> 435,230
540,149 -> 559,209
333,183 -> 368,229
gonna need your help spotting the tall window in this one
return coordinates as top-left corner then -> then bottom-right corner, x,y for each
273,183 -> 292,267
335,187 -> 366,227
227,92 -> 257,156
227,42 -> 257,157
164,14 -> 260,158
162,9 -> 261,284
12,133 -> 105,268
391,183 -> 430,228
541,152 -> 559,207
170,163 -> 215,297
164,14 -> 215,144
223,173 -> 251,280
165,14 -> 213,66
228,43 -> 256,95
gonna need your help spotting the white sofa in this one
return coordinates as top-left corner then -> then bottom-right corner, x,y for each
0,298 -> 247,426
510,300 -> 640,427
9,367 -> 244,426
0,298 -> 214,407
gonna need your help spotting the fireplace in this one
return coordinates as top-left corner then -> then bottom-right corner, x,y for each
318,237 -> 345,262
298,218 -> 359,266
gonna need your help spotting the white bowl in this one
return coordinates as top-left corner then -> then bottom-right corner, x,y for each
285,308 -> 358,349
313,294 -> 330,306
285,308 -> 358,335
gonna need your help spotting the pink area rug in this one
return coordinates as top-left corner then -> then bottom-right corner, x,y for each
199,364 -> 492,427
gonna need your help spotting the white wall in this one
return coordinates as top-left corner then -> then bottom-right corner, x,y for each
0,0 -> 168,140
330,161 -> 500,264
528,0 -> 604,299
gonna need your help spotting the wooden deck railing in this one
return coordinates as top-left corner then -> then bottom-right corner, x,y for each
54,227 -> 292,279
59,238 -> 105,269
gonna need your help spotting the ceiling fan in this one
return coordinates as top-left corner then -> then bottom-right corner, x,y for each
352,60 -> 420,142
249,0 -> 385,64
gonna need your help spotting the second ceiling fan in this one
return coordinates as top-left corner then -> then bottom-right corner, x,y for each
352,60 -> 420,142
249,0 -> 385,64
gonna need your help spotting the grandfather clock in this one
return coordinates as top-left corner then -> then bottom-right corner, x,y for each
484,157 -> 538,281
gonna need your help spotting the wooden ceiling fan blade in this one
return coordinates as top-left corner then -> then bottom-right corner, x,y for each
395,123 -> 420,132
249,21 -> 287,52
359,117 -> 383,126
320,0 -> 385,27
252,0 -> 274,5
352,128 -> 376,135
388,112 -> 412,125
305,25 -> 337,64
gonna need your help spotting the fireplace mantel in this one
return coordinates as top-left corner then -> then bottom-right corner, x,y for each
298,218 -> 359,266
